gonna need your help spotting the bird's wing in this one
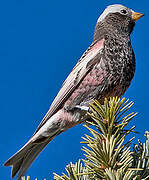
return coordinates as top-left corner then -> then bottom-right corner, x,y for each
34,38 -> 105,133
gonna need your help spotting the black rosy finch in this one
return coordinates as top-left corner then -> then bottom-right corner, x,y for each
4,4 -> 144,179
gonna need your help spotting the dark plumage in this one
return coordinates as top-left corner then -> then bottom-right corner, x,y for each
4,4 -> 144,179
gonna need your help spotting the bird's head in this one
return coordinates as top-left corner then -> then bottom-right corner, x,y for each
94,4 -> 144,40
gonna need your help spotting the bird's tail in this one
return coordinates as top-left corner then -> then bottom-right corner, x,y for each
4,136 -> 54,180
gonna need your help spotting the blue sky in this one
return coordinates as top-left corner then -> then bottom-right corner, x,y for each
0,0 -> 148,179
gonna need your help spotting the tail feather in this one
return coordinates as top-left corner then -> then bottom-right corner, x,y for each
4,139 -> 50,180
4,113 -> 62,179
11,158 -> 24,178
17,141 -> 50,180
4,141 -> 32,167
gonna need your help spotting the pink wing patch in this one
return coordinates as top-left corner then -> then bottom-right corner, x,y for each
92,39 -> 105,50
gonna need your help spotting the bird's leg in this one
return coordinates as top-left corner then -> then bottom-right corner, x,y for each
75,105 -> 89,111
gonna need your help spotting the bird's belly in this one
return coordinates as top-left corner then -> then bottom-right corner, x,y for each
97,83 -> 127,104
64,67 -> 107,109
64,66 -> 131,110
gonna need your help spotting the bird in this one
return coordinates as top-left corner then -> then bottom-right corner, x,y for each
4,4 -> 144,179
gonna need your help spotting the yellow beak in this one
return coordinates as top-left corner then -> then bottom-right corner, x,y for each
132,11 -> 144,21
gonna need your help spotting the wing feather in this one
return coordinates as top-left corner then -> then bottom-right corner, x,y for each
34,38 -> 104,133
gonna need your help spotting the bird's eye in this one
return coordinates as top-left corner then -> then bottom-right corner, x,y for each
120,9 -> 128,15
